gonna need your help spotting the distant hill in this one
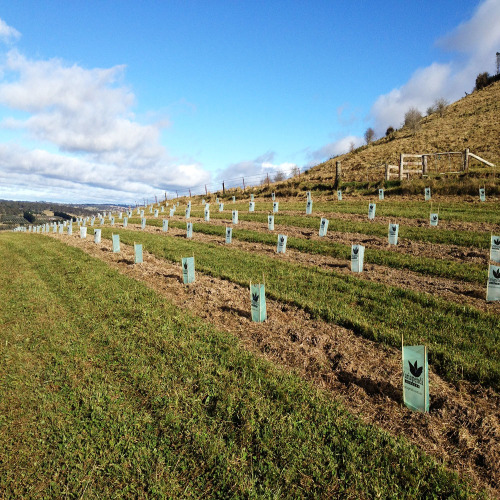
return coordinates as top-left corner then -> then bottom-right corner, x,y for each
0,200 -> 127,217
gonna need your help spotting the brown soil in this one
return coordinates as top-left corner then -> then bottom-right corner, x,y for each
48,232 -> 500,497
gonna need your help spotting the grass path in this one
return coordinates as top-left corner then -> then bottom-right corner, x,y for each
0,233 -> 480,498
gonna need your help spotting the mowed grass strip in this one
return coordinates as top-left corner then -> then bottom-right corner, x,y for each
97,228 -> 500,390
0,233 -> 479,498
188,210 -> 492,249
138,218 -> 486,284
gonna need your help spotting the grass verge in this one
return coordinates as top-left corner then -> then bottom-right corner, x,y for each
0,232 -> 481,498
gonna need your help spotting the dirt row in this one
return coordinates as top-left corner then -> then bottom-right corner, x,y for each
48,232 -> 500,497
117,220 -> 498,314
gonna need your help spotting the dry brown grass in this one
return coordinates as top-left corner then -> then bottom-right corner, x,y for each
309,80 -> 500,182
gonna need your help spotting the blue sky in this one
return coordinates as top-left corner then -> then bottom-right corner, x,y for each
0,0 -> 499,204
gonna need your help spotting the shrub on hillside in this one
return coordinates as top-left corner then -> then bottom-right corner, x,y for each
404,107 -> 422,133
385,126 -> 394,137
475,72 -> 490,90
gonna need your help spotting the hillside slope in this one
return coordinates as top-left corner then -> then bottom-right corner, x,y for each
309,80 -> 500,182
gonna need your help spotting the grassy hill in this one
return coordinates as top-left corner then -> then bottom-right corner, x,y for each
308,80 -> 500,184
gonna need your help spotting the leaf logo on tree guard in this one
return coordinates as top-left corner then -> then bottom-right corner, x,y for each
252,293 -> 259,303
227,230 -> 230,236
432,216 -> 438,221
352,247 -> 359,255
493,268 -> 500,279
494,239 -> 500,246
280,237 -> 285,243
392,225 -> 397,232
321,220 -> 325,227
408,360 -> 423,378
183,262 -> 188,270
307,201 -> 311,207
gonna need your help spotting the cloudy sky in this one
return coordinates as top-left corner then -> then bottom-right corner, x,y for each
0,0 -> 499,204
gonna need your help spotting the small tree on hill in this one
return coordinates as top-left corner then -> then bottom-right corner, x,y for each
404,107 -> 422,133
433,97 -> 448,117
273,170 -> 286,182
364,127 -> 375,144
385,126 -> 394,137
475,72 -> 490,91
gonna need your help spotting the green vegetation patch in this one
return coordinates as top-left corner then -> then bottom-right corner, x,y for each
189,210 -> 492,249
0,233 -> 479,498
153,219 -> 486,284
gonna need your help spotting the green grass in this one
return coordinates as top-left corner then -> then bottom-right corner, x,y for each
0,233 -> 481,498
140,218 -> 486,284
187,210 -> 493,249
207,198 -> 500,224
96,228 -> 500,391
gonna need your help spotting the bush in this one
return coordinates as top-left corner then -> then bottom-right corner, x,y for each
434,98 -> 448,117
404,107 -> 422,133
23,211 -> 36,223
475,72 -> 490,91
385,126 -> 394,137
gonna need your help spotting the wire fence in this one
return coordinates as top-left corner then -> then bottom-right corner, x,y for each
141,165 -> 304,204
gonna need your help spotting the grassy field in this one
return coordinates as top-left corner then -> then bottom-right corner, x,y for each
92,226 -> 499,391
187,209 -> 495,248
141,218 -> 487,284
205,199 -> 500,225
1,232 -> 483,498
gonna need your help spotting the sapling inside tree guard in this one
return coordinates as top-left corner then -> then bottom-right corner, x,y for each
486,264 -> 500,301
134,243 -> 143,264
306,199 -> 312,215
368,203 -> 376,220
250,281 -> 266,322
351,244 -> 365,272
388,223 -> 399,245
182,256 -> 195,284
490,235 -> 500,263
402,343 -> 429,413
277,234 -> 287,254
319,218 -> 329,237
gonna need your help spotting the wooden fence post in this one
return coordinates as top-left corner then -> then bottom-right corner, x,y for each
422,155 -> 428,176
399,154 -> 404,180
463,148 -> 469,172
335,161 -> 342,189
385,163 -> 390,181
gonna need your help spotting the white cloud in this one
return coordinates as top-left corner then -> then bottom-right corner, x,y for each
0,142 -> 209,203
217,151 -> 298,186
371,0 -> 500,134
0,45 -> 211,203
307,135 -> 363,165
0,18 -> 21,43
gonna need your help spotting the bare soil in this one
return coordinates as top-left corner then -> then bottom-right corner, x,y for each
48,232 -> 500,497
